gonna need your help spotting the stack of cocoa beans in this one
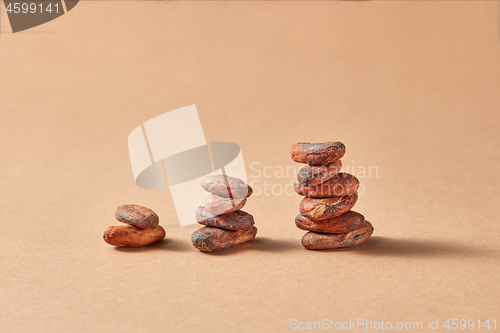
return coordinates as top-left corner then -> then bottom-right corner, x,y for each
291,142 -> 374,250
192,175 -> 257,252
103,204 -> 166,247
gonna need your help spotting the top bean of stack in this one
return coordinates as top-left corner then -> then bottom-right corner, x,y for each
291,142 -> 374,250
191,175 -> 257,252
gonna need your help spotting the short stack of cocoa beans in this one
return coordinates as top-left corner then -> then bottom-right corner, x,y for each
191,175 -> 257,252
103,204 -> 166,247
291,142 -> 374,250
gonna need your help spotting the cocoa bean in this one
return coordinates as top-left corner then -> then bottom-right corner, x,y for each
294,173 -> 359,197
295,211 -> 365,233
103,225 -> 166,247
299,193 -> 358,221
204,194 -> 247,215
291,142 -> 345,165
301,221 -> 373,250
115,204 -> 159,229
201,175 -> 253,199
296,160 -> 342,187
196,206 -> 254,231
191,226 -> 257,252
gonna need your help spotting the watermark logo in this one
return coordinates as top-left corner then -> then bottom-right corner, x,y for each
126,105 -> 378,225
248,161 -> 379,197
127,104 -> 249,227
2,0 -> 78,33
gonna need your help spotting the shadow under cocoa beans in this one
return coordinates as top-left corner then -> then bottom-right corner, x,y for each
247,237 -> 301,252
202,237 -> 301,256
113,238 -> 192,253
321,236 -> 494,258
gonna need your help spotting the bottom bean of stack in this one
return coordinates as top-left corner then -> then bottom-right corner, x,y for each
299,216 -> 374,250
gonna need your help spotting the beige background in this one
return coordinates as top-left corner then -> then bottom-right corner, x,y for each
1,1 -> 499,332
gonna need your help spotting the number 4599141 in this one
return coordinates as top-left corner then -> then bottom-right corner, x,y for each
444,319 -> 497,330
5,2 -> 60,14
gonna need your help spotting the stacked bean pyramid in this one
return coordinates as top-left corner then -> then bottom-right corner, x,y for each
191,175 -> 257,252
291,142 -> 374,250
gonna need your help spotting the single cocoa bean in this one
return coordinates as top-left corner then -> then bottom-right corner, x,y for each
299,193 -> 358,221
103,225 -> 166,247
294,173 -> 359,197
301,221 -> 373,250
201,175 -> 253,199
204,194 -> 247,215
191,226 -> 257,252
295,211 -> 365,233
291,142 -> 345,165
115,204 -> 159,229
296,160 -> 342,187
196,206 -> 254,231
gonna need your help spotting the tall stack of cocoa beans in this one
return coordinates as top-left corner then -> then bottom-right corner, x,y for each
104,205 -> 166,247
291,142 -> 374,250
192,175 -> 257,252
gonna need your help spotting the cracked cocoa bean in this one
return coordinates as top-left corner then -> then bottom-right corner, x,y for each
296,160 -> 342,187
295,211 -> 365,233
294,172 -> 359,197
204,194 -> 247,215
291,142 -> 345,165
196,206 -> 254,231
191,226 -> 257,252
103,225 -> 166,247
301,221 -> 373,249
115,204 -> 159,229
201,175 -> 253,199
299,193 -> 358,221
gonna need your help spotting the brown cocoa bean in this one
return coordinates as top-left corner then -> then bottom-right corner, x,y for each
191,226 -> 257,252
301,221 -> 373,250
299,193 -> 358,220
204,194 -> 247,215
196,206 -> 254,231
295,211 -> 365,233
115,204 -> 159,229
201,175 -> 253,199
296,160 -> 342,187
294,173 -> 359,197
103,225 -> 166,247
291,142 -> 345,165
